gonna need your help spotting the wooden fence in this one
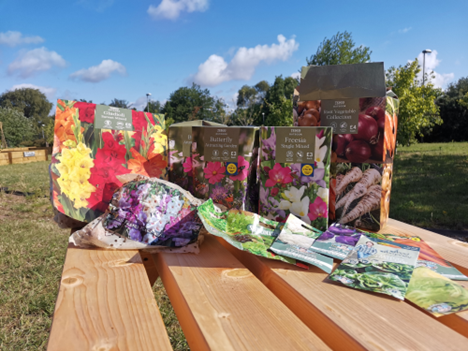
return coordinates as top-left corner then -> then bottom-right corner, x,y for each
0,147 -> 49,166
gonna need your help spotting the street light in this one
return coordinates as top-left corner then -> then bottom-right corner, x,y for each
422,49 -> 432,85
146,93 -> 151,113
262,112 -> 265,125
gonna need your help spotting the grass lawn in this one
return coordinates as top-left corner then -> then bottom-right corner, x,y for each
0,142 -> 467,350
392,142 -> 468,230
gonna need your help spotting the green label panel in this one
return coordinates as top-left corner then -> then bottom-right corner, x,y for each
94,105 -> 133,131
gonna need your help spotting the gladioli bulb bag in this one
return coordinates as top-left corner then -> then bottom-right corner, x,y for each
71,174 -> 205,252
50,100 -> 168,223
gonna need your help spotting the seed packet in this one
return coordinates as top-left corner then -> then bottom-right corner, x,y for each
168,120 -> 225,194
406,267 -> 468,317
270,214 -> 334,273
192,126 -> 260,212
310,223 -> 366,259
329,236 -> 420,300
51,100 -> 168,223
198,199 -> 302,267
102,175 -> 204,247
366,232 -> 468,281
259,126 -> 333,231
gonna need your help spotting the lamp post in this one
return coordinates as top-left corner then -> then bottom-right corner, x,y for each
146,93 -> 151,112
422,49 -> 432,85
262,112 -> 265,125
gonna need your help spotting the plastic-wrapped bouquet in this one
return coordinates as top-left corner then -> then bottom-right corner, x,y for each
71,174 -> 205,252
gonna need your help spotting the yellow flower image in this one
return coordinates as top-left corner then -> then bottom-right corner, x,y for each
56,142 -> 96,209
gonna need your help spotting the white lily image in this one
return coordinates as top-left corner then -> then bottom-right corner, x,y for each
317,187 -> 329,204
315,144 -> 328,169
290,197 -> 311,224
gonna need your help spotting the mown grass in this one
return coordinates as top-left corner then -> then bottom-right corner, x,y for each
392,142 -> 468,230
1,142 -> 466,350
0,160 -> 188,350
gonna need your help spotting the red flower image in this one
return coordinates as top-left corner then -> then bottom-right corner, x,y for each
182,156 -> 192,174
204,162 -> 225,184
94,132 -> 127,167
229,156 -> 249,181
145,154 -> 167,178
74,101 -> 96,124
271,187 -> 279,197
308,197 -> 328,221
265,163 -> 293,187
131,111 -> 155,151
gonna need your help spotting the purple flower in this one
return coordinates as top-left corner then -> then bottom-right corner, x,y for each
260,187 -> 269,204
129,228 -> 142,241
316,230 -> 335,241
262,128 -> 276,158
335,234 -> 361,246
290,164 -> 325,186
211,186 -> 227,202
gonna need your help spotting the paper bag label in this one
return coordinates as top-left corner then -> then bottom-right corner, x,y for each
204,128 -> 240,162
275,127 -> 316,163
321,98 -> 359,134
94,105 -> 133,131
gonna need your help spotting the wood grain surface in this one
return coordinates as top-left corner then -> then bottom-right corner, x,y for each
215,218 -> 468,351
48,244 -> 172,351
152,235 -> 331,351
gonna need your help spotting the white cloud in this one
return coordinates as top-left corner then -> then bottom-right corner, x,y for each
192,35 -> 299,87
0,31 -> 44,47
416,50 -> 454,88
69,59 -> 127,82
7,47 -> 66,78
130,96 -> 149,111
10,83 -> 57,100
148,0 -> 208,20
398,27 -> 412,34
290,72 -> 300,79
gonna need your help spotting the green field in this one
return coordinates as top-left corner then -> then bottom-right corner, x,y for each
0,142 -> 467,350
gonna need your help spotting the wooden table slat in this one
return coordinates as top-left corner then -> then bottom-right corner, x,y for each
152,235 -> 331,351
48,245 -> 172,351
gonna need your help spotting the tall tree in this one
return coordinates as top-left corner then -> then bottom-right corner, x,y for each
386,59 -> 442,145
0,107 -> 36,147
144,100 -> 163,114
261,76 -> 296,126
0,88 -> 52,122
307,31 -> 371,66
163,83 -> 224,123
426,76 -> 468,142
108,98 -> 130,108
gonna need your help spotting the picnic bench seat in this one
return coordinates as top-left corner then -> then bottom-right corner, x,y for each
48,220 -> 468,350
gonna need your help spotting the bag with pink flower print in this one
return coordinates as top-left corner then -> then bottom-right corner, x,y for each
259,126 -> 333,231
191,126 -> 260,212
168,120 -> 226,195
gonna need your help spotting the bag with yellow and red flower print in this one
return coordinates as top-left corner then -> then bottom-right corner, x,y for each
50,100 -> 168,223
191,126 -> 260,212
259,126 -> 333,231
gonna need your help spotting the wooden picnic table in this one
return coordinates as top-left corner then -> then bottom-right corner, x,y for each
48,219 -> 468,350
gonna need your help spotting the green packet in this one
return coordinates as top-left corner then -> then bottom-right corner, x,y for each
197,199 -> 302,267
329,236 -> 420,300
406,267 -> 468,317
270,214 -> 334,273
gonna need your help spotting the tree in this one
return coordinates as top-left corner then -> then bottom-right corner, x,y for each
306,31 -> 372,66
0,88 -> 53,121
261,76 -> 296,126
144,100 -> 163,114
236,80 -> 269,107
109,98 -> 130,108
163,83 -> 225,123
0,107 -> 36,147
425,77 -> 468,142
386,59 -> 442,145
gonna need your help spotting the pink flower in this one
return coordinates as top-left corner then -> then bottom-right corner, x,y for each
308,197 -> 328,221
265,164 -> 293,187
182,156 -> 192,174
204,162 -> 225,184
271,187 -> 279,196
229,156 -> 249,181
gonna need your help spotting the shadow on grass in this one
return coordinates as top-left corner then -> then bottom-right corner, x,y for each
391,153 -> 468,230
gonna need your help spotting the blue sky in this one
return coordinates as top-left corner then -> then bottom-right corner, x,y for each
0,0 -> 466,113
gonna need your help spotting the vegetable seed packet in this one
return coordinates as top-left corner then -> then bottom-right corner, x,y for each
310,223 -> 367,259
198,199 -> 305,268
406,267 -> 468,317
329,236 -> 420,300
366,232 -> 468,281
270,214 -> 334,273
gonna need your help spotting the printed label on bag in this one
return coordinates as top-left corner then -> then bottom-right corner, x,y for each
275,127 -> 316,163
204,128 -> 240,162
95,105 -> 134,131
181,126 -> 192,157
226,162 -> 238,175
301,164 -> 314,177
321,98 -> 359,134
